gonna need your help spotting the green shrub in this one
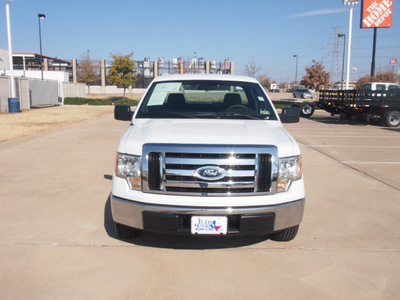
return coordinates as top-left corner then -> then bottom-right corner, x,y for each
109,97 -> 124,101
87,98 -> 112,106
64,97 -> 138,106
114,99 -> 139,106
64,97 -> 87,105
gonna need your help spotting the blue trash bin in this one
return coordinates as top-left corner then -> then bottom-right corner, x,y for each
8,97 -> 20,113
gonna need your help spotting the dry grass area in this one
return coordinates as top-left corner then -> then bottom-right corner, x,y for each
0,105 -> 113,143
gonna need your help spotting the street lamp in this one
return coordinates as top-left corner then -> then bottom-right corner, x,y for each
293,55 -> 298,88
5,0 -> 15,98
38,13 -> 46,80
343,0 -> 359,89
338,33 -> 346,90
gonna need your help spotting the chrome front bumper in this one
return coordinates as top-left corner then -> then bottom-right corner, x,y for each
111,194 -> 305,234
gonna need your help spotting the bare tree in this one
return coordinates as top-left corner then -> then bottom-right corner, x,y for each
243,56 -> 263,78
78,52 -> 98,94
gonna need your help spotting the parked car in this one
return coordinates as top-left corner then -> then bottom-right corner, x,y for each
293,88 -> 314,99
112,74 -> 305,241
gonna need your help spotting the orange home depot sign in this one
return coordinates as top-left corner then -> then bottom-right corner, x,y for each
361,0 -> 393,28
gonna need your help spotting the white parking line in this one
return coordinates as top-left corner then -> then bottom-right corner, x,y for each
310,145 -> 400,148
288,128 -> 378,131
295,135 -> 400,139
342,161 -> 400,165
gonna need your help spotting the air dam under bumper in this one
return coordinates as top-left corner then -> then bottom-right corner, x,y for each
111,195 -> 305,235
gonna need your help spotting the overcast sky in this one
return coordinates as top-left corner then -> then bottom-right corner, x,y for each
0,0 -> 399,83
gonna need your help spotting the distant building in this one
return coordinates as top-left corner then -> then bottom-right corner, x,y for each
12,52 -> 72,72
332,81 -> 357,90
0,49 -> 72,82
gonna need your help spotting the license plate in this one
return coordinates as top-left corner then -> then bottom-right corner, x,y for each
191,216 -> 228,235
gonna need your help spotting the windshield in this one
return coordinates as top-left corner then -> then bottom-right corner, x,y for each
136,80 -> 278,120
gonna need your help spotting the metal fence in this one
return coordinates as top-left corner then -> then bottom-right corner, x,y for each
75,59 -> 233,89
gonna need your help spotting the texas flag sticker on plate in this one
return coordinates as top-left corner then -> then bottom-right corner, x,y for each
191,216 -> 228,234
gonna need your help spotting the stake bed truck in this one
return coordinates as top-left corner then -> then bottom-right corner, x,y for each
290,83 -> 400,127
318,83 -> 400,127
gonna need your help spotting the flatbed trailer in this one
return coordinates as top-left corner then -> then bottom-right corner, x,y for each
318,89 -> 400,127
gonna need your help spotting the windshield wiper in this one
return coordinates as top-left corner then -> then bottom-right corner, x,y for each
195,112 -> 262,120
138,111 -> 194,118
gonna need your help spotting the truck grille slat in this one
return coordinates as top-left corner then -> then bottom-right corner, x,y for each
166,187 -> 255,194
165,180 -> 255,189
143,144 -> 278,196
165,169 -> 255,178
148,152 -> 161,190
258,154 -> 272,192
165,157 -> 257,166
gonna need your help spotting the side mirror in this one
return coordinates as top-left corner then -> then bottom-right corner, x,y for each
279,106 -> 300,123
114,105 -> 134,121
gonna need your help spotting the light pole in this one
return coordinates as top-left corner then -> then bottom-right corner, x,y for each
343,0 -> 358,89
293,55 -> 298,88
338,33 -> 346,90
38,13 -> 46,80
6,0 -> 15,98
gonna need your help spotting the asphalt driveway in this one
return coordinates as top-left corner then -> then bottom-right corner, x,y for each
0,111 -> 399,299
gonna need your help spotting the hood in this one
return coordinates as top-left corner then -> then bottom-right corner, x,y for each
118,119 -> 299,157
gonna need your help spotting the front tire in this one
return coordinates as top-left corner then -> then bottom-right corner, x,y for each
270,225 -> 299,242
300,104 -> 314,117
114,222 -> 140,240
383,111 -> 400,127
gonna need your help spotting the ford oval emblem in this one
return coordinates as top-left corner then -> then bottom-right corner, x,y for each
194,166 -> 227,181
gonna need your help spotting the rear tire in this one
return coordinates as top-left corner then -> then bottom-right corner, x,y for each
114,222 -> 140,240
383,111 -> 400,127
270,225 -> 299,242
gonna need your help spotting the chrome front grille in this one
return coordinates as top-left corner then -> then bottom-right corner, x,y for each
142,144 -> 278,196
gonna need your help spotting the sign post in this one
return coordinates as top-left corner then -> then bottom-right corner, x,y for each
360,0 -> 394,77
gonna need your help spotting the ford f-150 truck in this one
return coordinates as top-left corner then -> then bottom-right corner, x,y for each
112,74 -> 305,241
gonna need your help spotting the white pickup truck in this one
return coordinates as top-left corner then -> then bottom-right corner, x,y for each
112,74 -> 305,241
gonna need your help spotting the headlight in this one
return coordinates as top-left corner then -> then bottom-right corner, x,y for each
278,156 -> 302,192
115,153 -> 142,190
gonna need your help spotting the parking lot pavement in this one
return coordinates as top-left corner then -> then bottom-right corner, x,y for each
285,110 -> 400,191
0,112 -> 399,299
